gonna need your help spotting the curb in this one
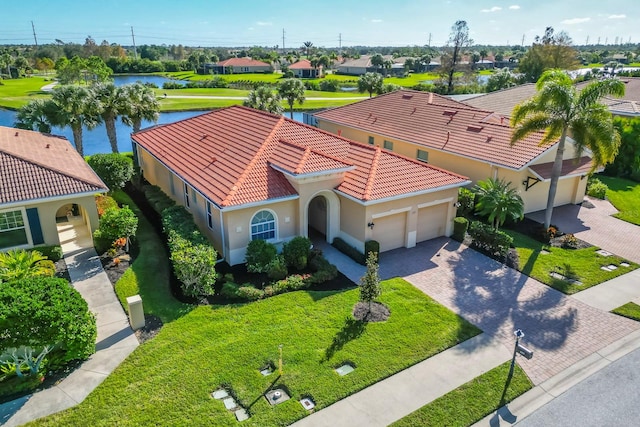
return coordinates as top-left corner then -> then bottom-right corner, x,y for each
472,328 -> 640,426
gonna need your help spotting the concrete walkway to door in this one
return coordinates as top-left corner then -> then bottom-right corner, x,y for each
0,217 -> 139,426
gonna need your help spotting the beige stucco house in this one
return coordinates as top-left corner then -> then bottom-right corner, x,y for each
132,106 -> 470,265
0,127 -> 107,251
210,58 -> 272,74
314,90 -> 593,214
289,59 -> 321,78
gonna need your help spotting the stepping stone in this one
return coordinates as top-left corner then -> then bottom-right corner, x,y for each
260,368 -> 273,376
335,364 -> 355,376
608,264 -> 618,270
212,389 -> 228,399
235,408 -> 249,421
568,279 -> 583,286
300,398 -> 315,410
540,249 -> 550,255
549,272 -> 565,280
621,262 -> 630,267
601,266 -> 612,271
596,249 -> 613,257
223,397 -> 238,410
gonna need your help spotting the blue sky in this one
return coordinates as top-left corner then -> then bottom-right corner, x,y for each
2,0 -> 638,47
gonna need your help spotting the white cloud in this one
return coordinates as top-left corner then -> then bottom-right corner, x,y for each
481,6 -> 502,13
608,14 -> 626,19
509,5 -> 520,10
561,17 -> 591,25
256,21 -> 272,26
371,18 -> 383,23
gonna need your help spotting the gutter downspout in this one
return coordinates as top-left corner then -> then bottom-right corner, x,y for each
219,209 -> 227,263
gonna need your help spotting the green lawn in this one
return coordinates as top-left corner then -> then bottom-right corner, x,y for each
612,302 -> 640,322
391,362 -> 532,427
0,76 -> 50,109
597,175 -> 640,226
33,278 -> 480,426
506,229 -> 637,294
158,96 -> 361,112
110,190 -> 191,323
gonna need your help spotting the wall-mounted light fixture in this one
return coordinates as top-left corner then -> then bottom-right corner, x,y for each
453,201 -> 461,208
367,222 -> 375,229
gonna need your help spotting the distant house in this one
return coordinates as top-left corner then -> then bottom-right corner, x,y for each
475,59 -> 495,70
209,57 -> 272,74
0,127 -> 107,251
288,59 -> 321,78
337,55 -> 407,76
314,90 -> 593,214
132,106 -> 469,264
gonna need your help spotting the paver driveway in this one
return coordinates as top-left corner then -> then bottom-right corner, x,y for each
378,238 -> 640,385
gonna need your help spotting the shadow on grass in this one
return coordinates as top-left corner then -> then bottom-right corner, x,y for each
322,316 -> 367,362
246,374 -> 282,411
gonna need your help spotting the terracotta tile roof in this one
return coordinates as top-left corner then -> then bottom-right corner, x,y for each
0,127 -> 108,204
216,57 -> 270,67
132,106 -> 469,207
314,90 -> 554,170
529,156 -> 593,180
288,59 -> 316,70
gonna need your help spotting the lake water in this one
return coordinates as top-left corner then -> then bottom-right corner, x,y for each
0,109 -> 305,155
112,75 -> 186,87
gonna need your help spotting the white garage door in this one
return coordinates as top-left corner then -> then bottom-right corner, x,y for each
417,203 -> 448,242
553,178 -> 575,207
373,213 -> 406,252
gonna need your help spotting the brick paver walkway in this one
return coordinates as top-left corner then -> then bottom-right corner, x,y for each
527,197 -> 640,264
378,238 -> 640,385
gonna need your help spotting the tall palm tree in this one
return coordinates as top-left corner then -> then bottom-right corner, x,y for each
121,82 -> 160,133
303,41 -> 314,58
511,69 -> 625,228
15,99 -> 55,133
93,82 -> 126,153
474,178 -> 524,230
48,85 -> 100,157
278,78 -> 305,119
243,86 -> 283,115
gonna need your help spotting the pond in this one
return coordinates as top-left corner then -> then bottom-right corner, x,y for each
112,75 -> 186,87
0,109 -> 305,155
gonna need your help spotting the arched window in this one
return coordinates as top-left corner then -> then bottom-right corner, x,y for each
251,210 -> 276,241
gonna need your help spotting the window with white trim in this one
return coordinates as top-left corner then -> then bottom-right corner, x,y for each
250,210 -> 276,241
0,210 -> 28,249
206,201 -> 214,229
191,187 -> 197,206
368,136 -> 374,145
383,140 -> 393,150
184,182 -> 190,208
417,149 -> 429,162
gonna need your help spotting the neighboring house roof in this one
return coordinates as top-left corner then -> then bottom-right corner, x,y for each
215,57 -> 270,67
288,59 -> 318,70
529,156 -> 593,180
0,127 -> 108,204
314,90 -> 555,170
132,106 -> 469,207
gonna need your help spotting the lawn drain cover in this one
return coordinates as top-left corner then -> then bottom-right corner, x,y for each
335,364 -> 355,376
265,388 -> 290,405
300,398 -> 315,410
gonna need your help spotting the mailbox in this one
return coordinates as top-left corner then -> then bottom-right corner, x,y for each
516,343 -> 534,360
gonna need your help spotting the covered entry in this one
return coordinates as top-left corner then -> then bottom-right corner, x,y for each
306,191 -> 340,243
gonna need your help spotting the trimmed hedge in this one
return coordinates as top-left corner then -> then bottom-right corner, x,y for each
452,217 -> 469,242
468,221 -> 513,257
332,237 -> 366,265
587,177 -> 608,199
143,185 -> 176,215
364,240 -> 380,259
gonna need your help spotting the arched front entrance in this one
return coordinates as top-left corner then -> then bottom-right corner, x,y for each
55,202 -> 93,252
305,191 -> 340,243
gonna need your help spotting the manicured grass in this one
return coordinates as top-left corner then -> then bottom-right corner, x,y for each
612,302 -> 640,322
158,96 -> 361,112
597,175 -> 640,226
506,229 -> 637,294
111,190 -> 191,323
391,362 -> 532,427
155,87 -> 250,97
34,278 -> 480,426
0,76 -> 50,109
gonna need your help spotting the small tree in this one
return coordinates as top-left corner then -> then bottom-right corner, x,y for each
474,178 -> 524,230
357,72 -> 383,97
243,86 -> 283,115
278,78 -> 305,119
359,251 -> 381,312
88,153 -> 134,191
170,240 -> 217,297
93,206 -> 138,242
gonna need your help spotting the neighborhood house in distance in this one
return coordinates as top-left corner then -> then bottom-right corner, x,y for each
314,90 -> 593,214
0,126 -> 107,251
131,105 -> 470,265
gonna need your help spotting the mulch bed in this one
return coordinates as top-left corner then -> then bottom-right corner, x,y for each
352,301 -> 390,322
54,258 -> 70,282
135,314 -> 164,344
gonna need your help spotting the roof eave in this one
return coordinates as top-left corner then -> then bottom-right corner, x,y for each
336,180 -> 472,206
0,189 -> 107,210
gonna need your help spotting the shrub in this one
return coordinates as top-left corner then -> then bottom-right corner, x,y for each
273,274 -> 308,294
95,194 -> 118,217
87,153 -> 134,191
587,177 -> 608,199
307,255 -> 338,285
359,252 -> 381,310
332,237 -> 365,264
319,79 -> 340,92
266,255 -> 288,280
143,185 -> 176,214
220,282 -> 240,300
94,206 -> 138,242
245,239 -> 277,273
452,217 -> 469,242
364,240 -> 380,259
561,233 -> 578,249
35,246 -> 63,262
0,277 -> 96,364
0,250 -> 55,282
236,285 -> 264,301
468,221 -> 514,257
282,236 -> 312,270
457,188 -> 476,217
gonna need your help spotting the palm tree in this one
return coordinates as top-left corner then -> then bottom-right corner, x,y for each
278,78 -> 305,119
48,85 -> 100,157
243,86 -> 283,115
370,53 -> 384,73
15,99 -> 55,133
121,82 -> 160,133
357,72 -> 383,97
0,249 -> 55,282
474,178 -> 524,230
511,69 -> 625,228
93,82 -> 126,153
0,52 -> 12,77
303,41 -> 314,58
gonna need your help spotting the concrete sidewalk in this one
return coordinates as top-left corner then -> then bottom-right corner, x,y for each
0,220 -> 139,427
292,334 -> 511,427
573,268 -> 640,311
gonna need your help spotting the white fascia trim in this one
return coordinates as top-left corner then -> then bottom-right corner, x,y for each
336,180 -> 471,206
220,195 -> 300,212
270,163 -> 356,178
0,190 -> 106,210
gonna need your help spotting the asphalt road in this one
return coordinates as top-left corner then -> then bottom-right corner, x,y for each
517,346 -> 640,426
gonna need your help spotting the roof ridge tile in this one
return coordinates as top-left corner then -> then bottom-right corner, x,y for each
363,146 -> 381,201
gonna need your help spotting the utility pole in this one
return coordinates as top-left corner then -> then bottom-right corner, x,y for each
427,33 -> 432,47
282,28 -> 285,53
521,34 -> 525,47
31,21 -> 38,48
597,36 -> 601,45
585,35 -> 589,45
131,26 -> 137,60
338,33 -> 342,50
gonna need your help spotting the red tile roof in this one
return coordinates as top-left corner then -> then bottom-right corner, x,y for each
0,127 -> 108,204
529,156 -> 593,180
216,57 -> 270,67
288,59 -> 316,70
314,90 -> 556,170
132,106 -> 469,207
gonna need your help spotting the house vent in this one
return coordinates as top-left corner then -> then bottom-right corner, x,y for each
443,110 -> 457,116
467,125 -> 483,132
402,94 -> 413,99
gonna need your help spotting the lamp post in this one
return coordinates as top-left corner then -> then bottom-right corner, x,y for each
512,329 -> 524,369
